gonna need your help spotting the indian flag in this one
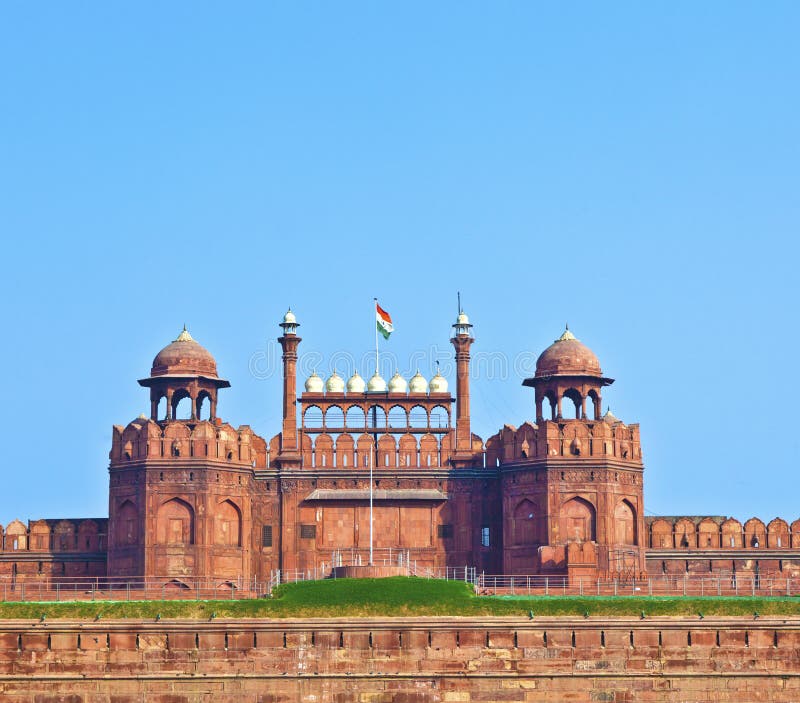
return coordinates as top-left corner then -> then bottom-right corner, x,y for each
376,302 -> 394,340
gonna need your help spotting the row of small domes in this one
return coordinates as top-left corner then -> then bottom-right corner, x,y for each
305,370 -> 448,394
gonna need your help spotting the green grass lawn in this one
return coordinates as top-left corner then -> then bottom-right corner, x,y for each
0,577 -> 799,619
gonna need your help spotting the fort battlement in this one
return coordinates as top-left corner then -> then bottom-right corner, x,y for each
110,418 -> 267,467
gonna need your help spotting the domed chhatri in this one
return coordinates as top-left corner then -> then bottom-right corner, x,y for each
326,371 -> 345,393
279,307 -> 300,335
151,326 -> 219,378
534,326 -> 602,378
429,369 -> 448,393
346,371 -> 366,393
408,370 -> 428,394
603,407 -> 618,424
388,371 -> 408,394
304,371 -> 324,393
367,372 -> 387,393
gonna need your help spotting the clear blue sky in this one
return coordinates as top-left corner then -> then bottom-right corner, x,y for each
1,2 -> 798,525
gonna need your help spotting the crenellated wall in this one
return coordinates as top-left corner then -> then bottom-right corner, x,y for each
0,518 -> 108,582
0,616 -> 798,701
647,515 -> 800,550
485,418 -> 641,466
110,417 -> 268,467
107,417 -> 277,583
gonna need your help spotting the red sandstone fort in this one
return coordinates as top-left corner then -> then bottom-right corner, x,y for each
1,309 -> 796,588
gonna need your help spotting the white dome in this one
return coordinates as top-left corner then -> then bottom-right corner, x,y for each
409,370 -> 428,394
326,371 -> 344,393
429,370 -> 448,393
283,308 -> 297,325
304,371 -> 323,393
367,372 -> 387,392
388,371 -> 407,393
456,311 -> 470,325
346,371 -> 366,393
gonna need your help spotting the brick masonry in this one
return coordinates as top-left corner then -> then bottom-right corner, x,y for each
0,615 -> 799,701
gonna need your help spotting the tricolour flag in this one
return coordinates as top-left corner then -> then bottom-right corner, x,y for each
376,302 -> 394,340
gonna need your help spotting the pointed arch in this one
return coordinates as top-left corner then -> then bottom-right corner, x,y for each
115,500 -> 139,547
196,390 -> 213,420
561,388 -> 582,419
325,405 -> 345,429
302,405 -> 324,429
721,518 -> 743,548
767,518 -> 790,548
614,500 -> 636,545
388,405 -> 408,428
559,497 -> 596,543
744,517 -> 766,548
215,500 -> 242,547
314,433 -> 334,468
335,433 -> 355,469
156,498 -> 195,545
398,433 -> 418,468
513,499 -> 536,545
674,517 -> 696,548
377,434 -> 397,468
650,518 -> 673,549
345,405 -> 366,429
172,389 -> 193,420
697,518 -> 720,548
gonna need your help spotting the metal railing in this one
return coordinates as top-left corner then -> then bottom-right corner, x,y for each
475,573 -> 800,597
0,575 -> 269,602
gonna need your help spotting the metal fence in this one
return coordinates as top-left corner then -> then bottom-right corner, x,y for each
0,576 -> 266,602
475,573 -> 800,597
0,570 -> 792,603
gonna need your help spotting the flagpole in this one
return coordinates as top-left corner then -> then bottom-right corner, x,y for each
373,297 -> 379,375
369,442 -> 374,566
370,297 -> 377,566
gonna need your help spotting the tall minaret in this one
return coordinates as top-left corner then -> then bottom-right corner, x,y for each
277,308 -> 301,468
450,306 -> 474,466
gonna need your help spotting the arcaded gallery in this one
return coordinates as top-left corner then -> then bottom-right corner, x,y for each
0,308 -> 796,590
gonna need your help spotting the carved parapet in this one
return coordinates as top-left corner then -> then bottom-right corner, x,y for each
109,418 -> 267,466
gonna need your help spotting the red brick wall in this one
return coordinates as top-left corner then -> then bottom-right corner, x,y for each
0,616 -> 798,701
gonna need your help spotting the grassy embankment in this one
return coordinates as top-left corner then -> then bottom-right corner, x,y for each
0,577 -> 798,619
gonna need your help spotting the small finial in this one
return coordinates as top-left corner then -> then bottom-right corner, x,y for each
174,326 -> 194,343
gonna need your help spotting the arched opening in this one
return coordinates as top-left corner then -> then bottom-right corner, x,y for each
540,391 -> 556,421
345,406 -> 366,429
115,501 -> 138,546
430,405 -> 449,429
408,405 -> 429,428
367,406 -> 387,430
215,500 -> 242,547
325,406 -> 344,429
172,390 -> 193,420
156,395 -> 168,420
559,497 -> 596,543
156,498 -> 195,545
614,500 -> 636,545
303,405 -> 324,429
388,405 -> 408,429
196,392 -> 213,421
513,499 -> 536,545
586,390 -> 600,420
561,389 -> 582,420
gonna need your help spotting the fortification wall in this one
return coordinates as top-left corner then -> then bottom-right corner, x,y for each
0,615 -> 799,701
